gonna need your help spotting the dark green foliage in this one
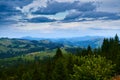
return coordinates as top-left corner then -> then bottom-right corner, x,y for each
70,56 -> 115,80
0,54 -> 115,80
100,34 -> 120,74
101,35 -> 120,60
52,58 -> 68,80
87,45 -> 92,55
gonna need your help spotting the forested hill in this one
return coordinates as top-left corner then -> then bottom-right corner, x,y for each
0,36 -> 104,58
0,36 -> 103,58
0,38 -> 63,58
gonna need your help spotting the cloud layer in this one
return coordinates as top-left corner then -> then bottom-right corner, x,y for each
0,0 -> 120,38
0,0 -> 120,23
32,1 -> 96,15
64,11 -> 120,21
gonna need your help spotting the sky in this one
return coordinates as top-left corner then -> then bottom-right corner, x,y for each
0,0 -> 120,38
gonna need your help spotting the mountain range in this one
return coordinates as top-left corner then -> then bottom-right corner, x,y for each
21,36 -> 104,48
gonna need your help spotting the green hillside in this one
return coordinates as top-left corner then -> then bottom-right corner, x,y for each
0,38 -> 63,58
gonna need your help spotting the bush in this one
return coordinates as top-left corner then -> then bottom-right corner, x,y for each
70,55 -> 115,80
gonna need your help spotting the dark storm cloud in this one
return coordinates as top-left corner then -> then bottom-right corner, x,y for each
28,17 -> 56,23
0,0 -> 33,20
0,0 -> 33,8
32,1 -> 96,15
64,11 -> 120,21
0,3 -> 21,24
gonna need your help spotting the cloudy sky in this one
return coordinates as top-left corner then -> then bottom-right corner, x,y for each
0,0 -> 120,38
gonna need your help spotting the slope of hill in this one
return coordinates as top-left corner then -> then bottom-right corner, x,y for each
0,38 -> 63,58
0,36 -> 104,58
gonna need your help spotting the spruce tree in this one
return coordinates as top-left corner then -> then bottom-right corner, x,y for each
54,48 -> 63,59
52,58 -> 68,80
115,34 -> 119,43
87,45 -> 92,55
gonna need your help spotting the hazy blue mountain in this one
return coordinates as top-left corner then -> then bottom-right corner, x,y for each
21,36 -> 44,40
21,36 -> 104,48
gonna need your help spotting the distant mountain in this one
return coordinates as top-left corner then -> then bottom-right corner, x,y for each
21,36 -> 44,40
21,36 -> 104,48
21,36 -> 103,41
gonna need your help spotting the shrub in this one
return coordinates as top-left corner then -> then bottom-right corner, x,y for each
70,55 -> 115,80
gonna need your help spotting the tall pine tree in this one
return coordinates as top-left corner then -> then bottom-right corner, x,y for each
54,48 -> 63,59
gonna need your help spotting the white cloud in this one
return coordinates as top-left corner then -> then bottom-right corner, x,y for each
13,20 -> 120,32
96,0 -> 120,13
21,0 -> 48,13
1,19 -> 120,38
26,11 -> 68,20
16,0 -> 120,22
54,0 -> 76,2
0,0 -> 120,38
77,0 -> 120,13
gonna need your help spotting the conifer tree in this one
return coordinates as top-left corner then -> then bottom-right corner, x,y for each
115,34 -> 119,43
54,48 -> 63,59
87,45 -> 92,55
52,58 -> 68,80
